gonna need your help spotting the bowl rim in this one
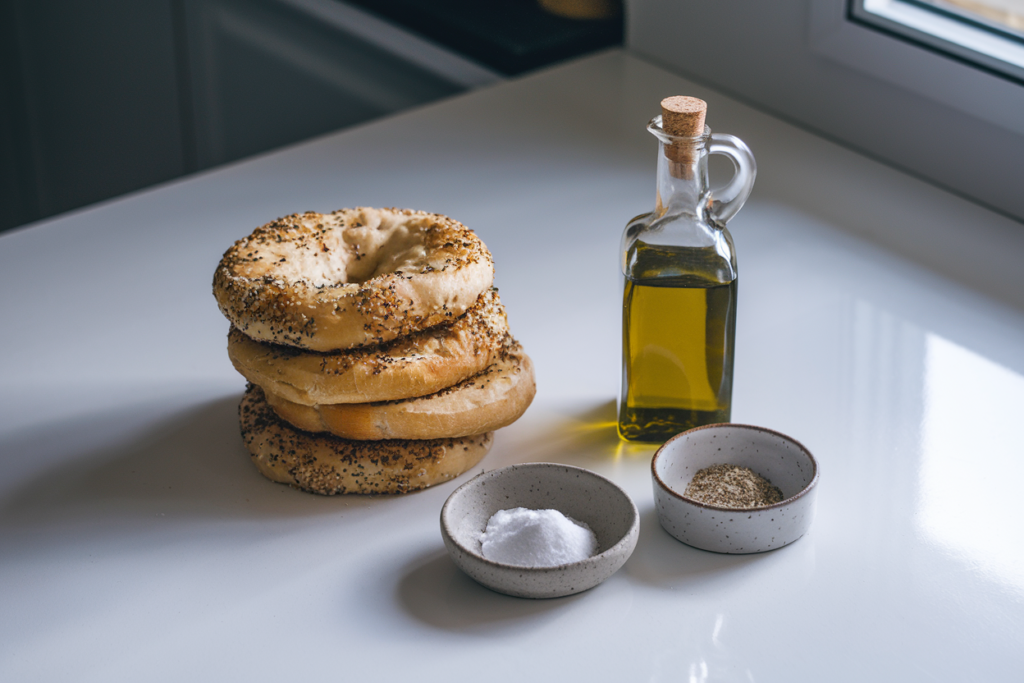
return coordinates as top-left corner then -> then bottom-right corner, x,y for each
651,423 -> 819,513
440,461 -> 640,572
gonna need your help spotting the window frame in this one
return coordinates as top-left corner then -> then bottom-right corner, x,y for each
810,0 -> 1024,136
626,0 -> 1024,222
851,0 -> 1024,84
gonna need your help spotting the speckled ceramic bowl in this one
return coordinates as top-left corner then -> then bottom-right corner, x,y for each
440,463 -> 640,599
652,424 -> 819,554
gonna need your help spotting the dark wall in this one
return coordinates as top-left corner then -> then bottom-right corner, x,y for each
0,0 -> 471,235
1,1 -> 188,231
0,1 -> 36,230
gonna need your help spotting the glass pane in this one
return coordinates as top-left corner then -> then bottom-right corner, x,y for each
855,0 -> 1024,81
916,0 -> 1024,40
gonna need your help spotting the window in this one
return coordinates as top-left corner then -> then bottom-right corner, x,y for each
851,0 -> 1024,83
629,0 -> 1024,222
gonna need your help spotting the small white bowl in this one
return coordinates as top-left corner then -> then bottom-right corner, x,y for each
440,463 -> 639,599
652,424 -> 819,554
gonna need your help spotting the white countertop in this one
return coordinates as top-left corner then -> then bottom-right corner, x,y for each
2,50 -> 1023,681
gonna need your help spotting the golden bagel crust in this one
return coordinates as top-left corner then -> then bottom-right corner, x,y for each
265,343 -> 535,440
228,289 -> 510,406
214,207 -> 494,351
240,384 -> 491,495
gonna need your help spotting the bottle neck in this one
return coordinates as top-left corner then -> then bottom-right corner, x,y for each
655,140 -> 711,218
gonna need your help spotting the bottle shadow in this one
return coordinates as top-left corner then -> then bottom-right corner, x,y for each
394,548 -> 584,633
0,392 -> 390,537
502,399 -> 656,467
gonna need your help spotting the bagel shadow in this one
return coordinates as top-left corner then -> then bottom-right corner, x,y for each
395,548 -> 583,633
624,507 -> 762,588
0,393 -> 390,535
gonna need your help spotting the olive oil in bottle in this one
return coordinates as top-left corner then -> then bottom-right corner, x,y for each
617,96 -> 755,443
618,244 -> 737,442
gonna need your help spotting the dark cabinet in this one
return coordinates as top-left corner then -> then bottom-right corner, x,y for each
180,0 -> 496,168
1,0 -> 186,227
0,0 -> 498,233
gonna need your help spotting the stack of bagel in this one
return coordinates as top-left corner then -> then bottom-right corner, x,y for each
213,207 -> 535,495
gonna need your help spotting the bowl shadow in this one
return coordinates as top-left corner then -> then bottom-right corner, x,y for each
625,508 -> 763,588
395,548 -> 584,633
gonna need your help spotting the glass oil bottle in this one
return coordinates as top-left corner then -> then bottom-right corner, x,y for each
618,97 -> 756,443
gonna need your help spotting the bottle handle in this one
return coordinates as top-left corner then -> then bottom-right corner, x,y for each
707,134 -> 757,224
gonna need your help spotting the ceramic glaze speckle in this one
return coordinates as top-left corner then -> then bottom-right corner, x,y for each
651,424 -> 819,554
440,463 -> 640,599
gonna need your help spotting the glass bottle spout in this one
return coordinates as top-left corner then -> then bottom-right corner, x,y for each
647,116 -> 757,226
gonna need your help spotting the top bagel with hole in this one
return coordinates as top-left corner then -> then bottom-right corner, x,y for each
213,207 -> 494,352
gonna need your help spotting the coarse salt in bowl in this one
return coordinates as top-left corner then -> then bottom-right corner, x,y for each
651,423 -> 819,554
440,463 -> 639,599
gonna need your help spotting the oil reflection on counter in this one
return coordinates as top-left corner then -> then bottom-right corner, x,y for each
502,399 -> 658,465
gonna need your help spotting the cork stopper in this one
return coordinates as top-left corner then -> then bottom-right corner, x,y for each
660,96 -> 707,178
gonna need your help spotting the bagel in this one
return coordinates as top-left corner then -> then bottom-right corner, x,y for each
228,288 -> 510,406
240,384 -> 492,495
265,343 -> 535,440
214,207 -> 494,351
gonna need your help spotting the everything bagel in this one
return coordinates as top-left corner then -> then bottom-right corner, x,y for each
228,288 -> 510,406
240,384 -> 491,495
214,207 -> 494,351
264,343 -> 535,440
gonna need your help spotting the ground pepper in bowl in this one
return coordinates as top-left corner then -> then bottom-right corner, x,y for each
683,463 -> 783,508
